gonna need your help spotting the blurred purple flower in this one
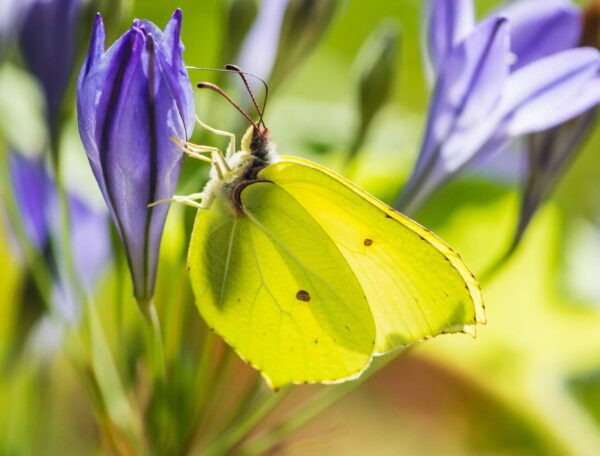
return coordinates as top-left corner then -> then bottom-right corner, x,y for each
19,0 -> 83,134
48,191 -> 112,320
513,111 -> 596,249
510,1 -> 600,248
396,0 -> 600,213
8,153 -> 52,250
77,10 -> 195,303
499,0 -> 581,71
8,152 -> 111,319
424,0 -> 474,82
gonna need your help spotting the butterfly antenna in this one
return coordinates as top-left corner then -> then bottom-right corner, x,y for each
196,82 -> 260,133
224,64 -> 268,130
187,65 -> 269,129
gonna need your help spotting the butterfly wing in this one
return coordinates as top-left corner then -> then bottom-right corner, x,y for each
259,156 -> 485,355
188,182 -> 376,388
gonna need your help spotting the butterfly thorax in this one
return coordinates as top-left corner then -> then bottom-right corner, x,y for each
201,127 -> 277,214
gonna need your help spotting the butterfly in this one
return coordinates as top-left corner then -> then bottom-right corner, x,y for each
165,68 -> 485,389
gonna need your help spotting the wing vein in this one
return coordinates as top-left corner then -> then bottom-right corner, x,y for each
218,217 -> 238,307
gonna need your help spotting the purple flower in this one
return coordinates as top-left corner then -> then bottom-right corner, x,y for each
513,111 -> 596,249
499,0 -> 581,71
396,0 -> 600,213
510,1 -> 600,248
8,152 -> 111,319
19,0 -> 83,134
77,10 -> 195,303
9,153 -> 52,250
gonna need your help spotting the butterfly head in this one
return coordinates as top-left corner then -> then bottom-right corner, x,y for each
243,125 -> 271,157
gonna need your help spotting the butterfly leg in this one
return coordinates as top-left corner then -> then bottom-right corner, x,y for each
180,141 -> 231,173
148,192 -> 214,210
170,136 -> 229,179
195,115 -> 236,158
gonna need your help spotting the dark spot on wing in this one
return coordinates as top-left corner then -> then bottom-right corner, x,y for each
314,339 -> 319,344
385,214 -> 394,219
363,238 -> 373,246
296,290 -> 310,302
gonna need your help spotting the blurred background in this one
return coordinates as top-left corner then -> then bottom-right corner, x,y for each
2,0 -> 600,454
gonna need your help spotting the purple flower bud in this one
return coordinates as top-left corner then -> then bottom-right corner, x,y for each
77,10 -> 195,303
19,0 -> 83,133
513,110 -> 596,249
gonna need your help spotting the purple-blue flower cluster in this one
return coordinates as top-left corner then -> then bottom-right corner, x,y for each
397,0 -> 600,215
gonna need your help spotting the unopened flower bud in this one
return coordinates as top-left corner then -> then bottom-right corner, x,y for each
77,11 -> 195,305
350,19 -> 400,159
221,0 -> 259,63
269,0 -> 340,90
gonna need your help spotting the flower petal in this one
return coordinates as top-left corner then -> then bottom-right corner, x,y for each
498,0 -> 581,71
80,13 -> 105,79
514,110 -> 596,247
502,48 -> 600,136
399,17 -> 510,211
425,0 -> 475,78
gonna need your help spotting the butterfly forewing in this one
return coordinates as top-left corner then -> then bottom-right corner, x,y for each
259,157 -> 485,355
188,183 -> 375,388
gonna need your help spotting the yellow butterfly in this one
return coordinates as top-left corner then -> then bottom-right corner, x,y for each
165,73 -> 484,389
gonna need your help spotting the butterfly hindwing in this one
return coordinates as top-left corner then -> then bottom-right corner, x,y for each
259,157 -> 485,355
188,181 -> 376,388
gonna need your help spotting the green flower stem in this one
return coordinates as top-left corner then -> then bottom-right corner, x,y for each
50,137 -> 88,313
196,374 -> 263,454
179,330 -> 219,455
239,355 -> 393,455
478,243 -> 519,287
193,338 -> 238,444
81,298 -> 144,454
219,376 -> 263,435
199,386 -> 293,456
139,298 -> 166,384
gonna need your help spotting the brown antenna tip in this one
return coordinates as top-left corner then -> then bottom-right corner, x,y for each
196,81 -> 260,132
